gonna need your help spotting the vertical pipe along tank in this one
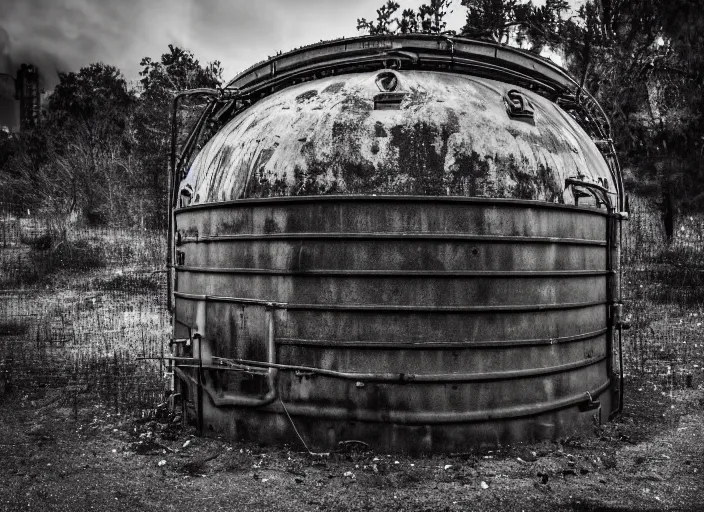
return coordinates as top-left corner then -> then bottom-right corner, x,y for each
170,35 -> 626,453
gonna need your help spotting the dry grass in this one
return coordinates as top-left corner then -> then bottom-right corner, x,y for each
0,221 -> 169,416
1,195 -> 704,416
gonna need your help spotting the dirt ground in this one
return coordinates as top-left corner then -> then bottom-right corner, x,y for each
0,377 -> 702,512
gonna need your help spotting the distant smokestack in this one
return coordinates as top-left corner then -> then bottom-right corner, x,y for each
15,63 -> 40,129
0,72 -> 19,132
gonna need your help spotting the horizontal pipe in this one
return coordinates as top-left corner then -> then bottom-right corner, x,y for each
276,328 -> 608,349
178,233 -> 607,246
138,356 -> 199,362
175,266 -> 610,278
174,194 -> 611,216
211,354 -> 606,383
177,363 -> 267,373
207,379 -> 612,425
266,379 -> 611,424
173,291 -> 607,313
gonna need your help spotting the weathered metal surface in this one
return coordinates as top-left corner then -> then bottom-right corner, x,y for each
181,70 -> 613,205
169,35 -> 625,452
172,197 -> 613,452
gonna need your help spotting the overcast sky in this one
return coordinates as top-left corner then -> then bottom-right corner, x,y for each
1,0 -> 576,90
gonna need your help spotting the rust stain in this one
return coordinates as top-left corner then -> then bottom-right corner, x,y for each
183,71 -> 613,204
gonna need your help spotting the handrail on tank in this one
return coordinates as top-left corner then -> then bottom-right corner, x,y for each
167,87 -> 239,312
565,178 -> 626,418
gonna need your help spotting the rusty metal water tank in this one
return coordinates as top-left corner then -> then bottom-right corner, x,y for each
169,35 -> 626,453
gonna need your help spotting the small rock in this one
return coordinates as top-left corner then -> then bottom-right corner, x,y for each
538,472 -> 549,485
157,460 -> 166,467
183,440 -> 191,449
295,477 -> 304,484
444,464 -> 453,470
480,481 -> 489,489
343,471 -> 355,479
172,415 -> 182,424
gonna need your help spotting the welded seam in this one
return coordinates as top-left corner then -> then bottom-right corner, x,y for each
175,266 -> 610,278
175,194 -> 611,216
178,233 -> 607,246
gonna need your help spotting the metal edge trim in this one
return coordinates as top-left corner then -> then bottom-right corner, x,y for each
226,34 -> 576,92
175,194 -> 610,216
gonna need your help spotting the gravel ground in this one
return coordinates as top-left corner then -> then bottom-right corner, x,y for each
0,377 -> 702,512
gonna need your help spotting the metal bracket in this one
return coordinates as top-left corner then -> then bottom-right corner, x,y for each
578,391 -> 601,411
373,92 -> 407,110
504,89 -> 535,119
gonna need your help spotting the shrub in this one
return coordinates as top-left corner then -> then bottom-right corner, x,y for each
49,240 -> 105,271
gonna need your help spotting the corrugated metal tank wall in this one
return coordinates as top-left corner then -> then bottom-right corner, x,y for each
170,35 -> 624,453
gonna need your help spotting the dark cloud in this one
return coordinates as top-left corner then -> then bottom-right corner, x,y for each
0,0 -> 507,91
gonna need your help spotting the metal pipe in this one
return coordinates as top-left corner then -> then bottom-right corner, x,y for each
197,330 -> 203,436
194,299 -> 206,436
616,325 -> 624,416
175,101 -> 217,182
187,379 -> 612,425
610,214 -> 627,419
173,292 -> 606,313
275,328 -> 608,349
211,354 -> 606,383
167,88 -> 221,313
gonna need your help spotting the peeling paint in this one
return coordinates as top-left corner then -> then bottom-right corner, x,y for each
183,71 -> 613,204
321,82 -> 345,94
295,90 -> 318,103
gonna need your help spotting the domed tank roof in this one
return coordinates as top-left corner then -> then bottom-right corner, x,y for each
180,36 -> 619,206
